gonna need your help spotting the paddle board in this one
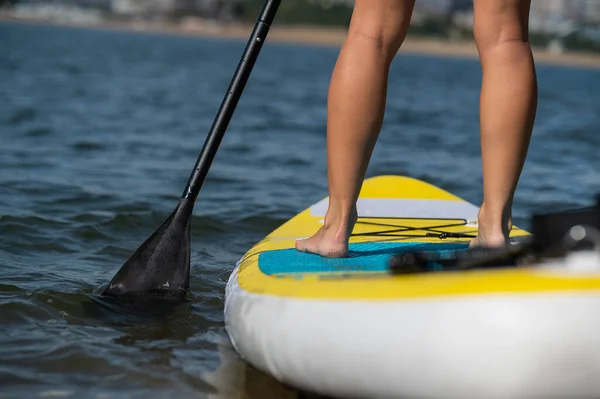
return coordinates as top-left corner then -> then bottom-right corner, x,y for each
224,175 -> 600,399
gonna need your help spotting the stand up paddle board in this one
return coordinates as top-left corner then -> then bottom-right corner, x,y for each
224,175 -> 600,399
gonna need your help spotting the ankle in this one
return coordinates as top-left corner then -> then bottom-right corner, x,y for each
324,199 -> 357,224
477,204 -> 512,238
323,202 -> 358,240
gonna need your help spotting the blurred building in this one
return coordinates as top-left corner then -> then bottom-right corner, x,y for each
411,0 -> 600,27
111,0 -> 174,16
111,0 -> 229,19
6,0 -> 600,31
7,0 -> 105,23
581,0 -> 600,23
531,0 -> 600,24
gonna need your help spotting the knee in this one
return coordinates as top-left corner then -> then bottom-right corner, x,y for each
473,4 -> 530,53
347,0 -> 415,60
474,22 -> 529,55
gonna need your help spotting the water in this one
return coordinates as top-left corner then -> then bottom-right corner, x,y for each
1,21 -> 599,399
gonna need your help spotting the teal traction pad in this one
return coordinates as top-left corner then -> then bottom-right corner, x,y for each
258,242 -> 470,275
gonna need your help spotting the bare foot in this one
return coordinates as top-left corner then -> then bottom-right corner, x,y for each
295,207 -> 357,258
469,233 -> 509,249
469,207 -> 513,248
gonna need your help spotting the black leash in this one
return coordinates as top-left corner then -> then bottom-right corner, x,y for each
389,195 -> 600,275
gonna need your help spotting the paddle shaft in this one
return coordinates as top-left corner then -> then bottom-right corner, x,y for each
182,0 -> 281,202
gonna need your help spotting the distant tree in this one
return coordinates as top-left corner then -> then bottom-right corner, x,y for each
449,0 -> 473,12
232,0 -> 352,26
564,32 -> 600,53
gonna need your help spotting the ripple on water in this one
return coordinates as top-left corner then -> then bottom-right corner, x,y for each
0,20 -> 599,399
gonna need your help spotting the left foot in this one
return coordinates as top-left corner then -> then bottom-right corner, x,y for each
469,206 -> 512,248
295,207 -> 357,258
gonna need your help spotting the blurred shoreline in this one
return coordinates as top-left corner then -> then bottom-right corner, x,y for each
3,13 -> 600,69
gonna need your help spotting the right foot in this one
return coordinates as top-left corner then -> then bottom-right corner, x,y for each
469,231 -> 509,249
469,206 -> 513,248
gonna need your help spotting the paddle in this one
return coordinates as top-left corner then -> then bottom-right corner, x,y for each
101,0 -> 281,300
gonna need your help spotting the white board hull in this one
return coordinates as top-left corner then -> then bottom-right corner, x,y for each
225,256 -> 600,399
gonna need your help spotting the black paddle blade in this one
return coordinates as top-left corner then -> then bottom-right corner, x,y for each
101,198 -> 193,300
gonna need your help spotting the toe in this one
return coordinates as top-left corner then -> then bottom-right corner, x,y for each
295,238 -> 308,252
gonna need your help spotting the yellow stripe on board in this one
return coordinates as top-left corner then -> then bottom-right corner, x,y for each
350,175 -> 463,200
236,175 -> 600,300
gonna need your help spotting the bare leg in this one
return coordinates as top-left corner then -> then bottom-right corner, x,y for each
295,0 -> 415,257
470,0 -> 537,248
